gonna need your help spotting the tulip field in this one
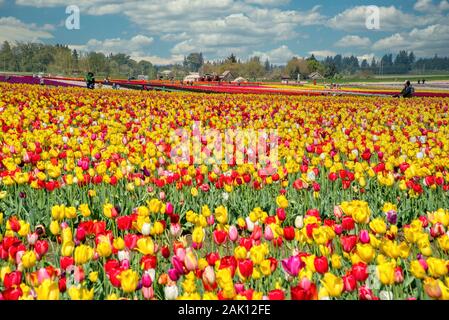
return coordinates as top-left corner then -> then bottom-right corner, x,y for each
1,81 -> 449,300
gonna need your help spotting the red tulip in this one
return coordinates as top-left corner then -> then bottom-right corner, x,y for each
340,235 -> 358,253
328,172 -> 338,181
283,226 -> 295,241
352,262 -> 369,282
314,256 -> 328,274
342,216 -> 355,231
213,230 -> 227,245
60,256 -> 74,270
3,271 -> 22,289
34,240 -> 49,256
238,259 -> 254,279
276,208 -> 286,221
268,289 -> 285,300
117,215 -> 133,231
161,246 -> 170,259
343,273 -> 357,292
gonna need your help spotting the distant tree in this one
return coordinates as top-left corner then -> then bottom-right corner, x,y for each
226,53 -> 237,64
0,41 -> 15,71
361,59 -> 369,69
285,57 -> 309,79
264,59 -> 271,72
324,62 -> 337,78
184,52 -> 204,72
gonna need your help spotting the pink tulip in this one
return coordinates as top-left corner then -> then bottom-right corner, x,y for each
359,230 -> 370,244
299,277 -> 312,291
184,249 -> 198,271
251,225 -> 262,241
281,255 -> 302,277
234,283 -> 245,293
202,266 -> 215,285
264,225 -> 274,241
168,268 -> 180,281
333,206 -> 343,219
159,191 -> 166,200
207,215 -> 215,225
170,223 -> 181,237
27,232 -> 38,245
165,202 -> 174,215
175,247 -> 186,261
37,267 -> 50,284
142,272 -> 153,288
120,259 -> 130,269
334,224 -> 343,235
142,286 -> 154,300
172,256 -> 185,275
228,225 -> 238,242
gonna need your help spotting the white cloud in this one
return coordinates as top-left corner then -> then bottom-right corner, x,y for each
15,0 -> 325,60
251,45 -> 298,64
0,16 -> 54,43
334,35 -> 371,48
328,5 -> 445,32
70,35 -> 153,57
244,0 -> 290,5
372,24 -> 449,56
131,54 -> 184,65
357,53 -> 376,63
309,50 -> 336,58
414,0 -> 449,12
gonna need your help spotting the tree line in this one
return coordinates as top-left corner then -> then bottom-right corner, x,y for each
0,41 -> 157,79
1,41 -> 448,80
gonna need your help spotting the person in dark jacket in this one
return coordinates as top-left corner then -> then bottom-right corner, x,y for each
394,80 -> 414,98
85,72 -> 95,89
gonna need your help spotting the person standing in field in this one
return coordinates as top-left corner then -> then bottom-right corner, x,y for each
85,72 -> 95,89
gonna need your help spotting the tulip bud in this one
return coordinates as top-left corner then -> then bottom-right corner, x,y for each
333,206 -> 343,219
334,224 -> 343,235
276,208 -> 286,221
27,232 -> 38,245
245,217 -> 255,232
228,225 -> 238,242
168,268 -> 180,281
424,278 -> 442,299
165,202 -> 174,215
359,230 -> 370,244
142,286 -> 154,300
141,223 -> 151,236
184,249 -> 198,271
394,267 -> 404,283
202,266 -> 216,285
159,191 -> 166,200
294,216 -> 304,229
118,250 -> 130,262
264,226 -> 274,241
207,215 -> 215,225
142,272 -> 153,288
164,285 -> 179,300
170,223 -> 182,237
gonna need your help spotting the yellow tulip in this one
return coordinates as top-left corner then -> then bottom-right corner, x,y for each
119,269 -> 139,293
136,237 -> 154,255
36,279 -> 60,300
321,273 -> 343,297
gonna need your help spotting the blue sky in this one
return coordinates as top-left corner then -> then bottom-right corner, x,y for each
0,0 -> 448,65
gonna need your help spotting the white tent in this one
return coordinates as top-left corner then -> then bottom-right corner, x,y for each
183,73 -> 201,82
232,77 -> 247,83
